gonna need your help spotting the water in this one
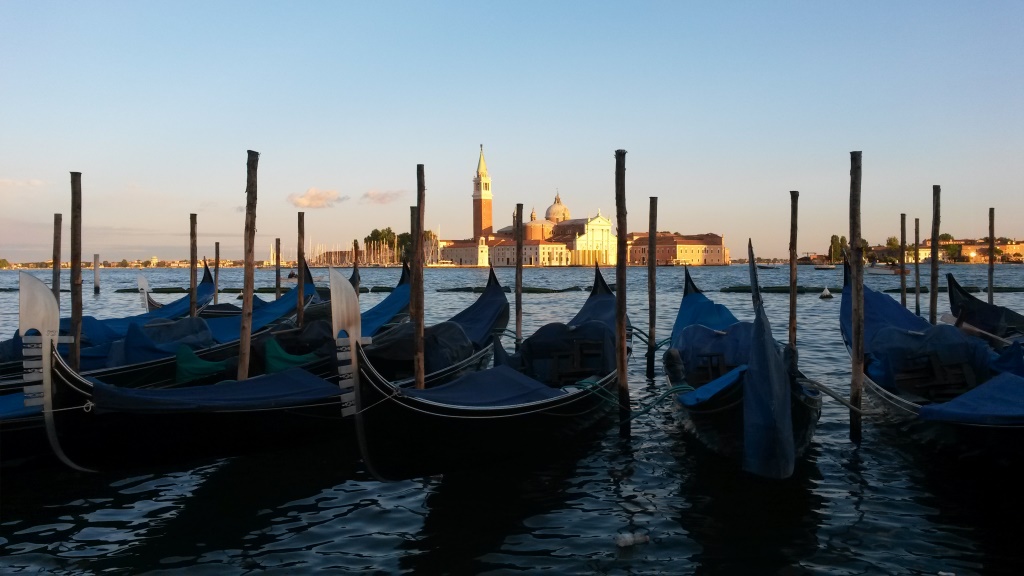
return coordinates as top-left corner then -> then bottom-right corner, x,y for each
2,264 -> 1024,574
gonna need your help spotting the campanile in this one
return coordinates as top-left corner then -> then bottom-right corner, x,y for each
472,144 -> 492,240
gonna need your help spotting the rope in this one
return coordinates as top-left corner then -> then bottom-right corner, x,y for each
804,380 -> 867,414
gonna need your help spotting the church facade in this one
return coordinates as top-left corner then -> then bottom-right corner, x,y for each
441,147 -> 618,267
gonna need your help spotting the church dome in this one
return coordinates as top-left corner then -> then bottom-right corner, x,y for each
544,192 -> 571,222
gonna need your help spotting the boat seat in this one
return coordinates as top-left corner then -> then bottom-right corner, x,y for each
692,352 -> 729,385
553,339 -> 610,386
894,352 -> 976,403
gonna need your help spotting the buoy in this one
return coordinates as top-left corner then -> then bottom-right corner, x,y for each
820,287 -> 833,299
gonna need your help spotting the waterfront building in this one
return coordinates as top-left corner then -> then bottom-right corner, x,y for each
440,148 -> 617,266
625,232 -> 730,266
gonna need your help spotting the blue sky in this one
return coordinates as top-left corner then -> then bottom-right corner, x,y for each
2,1 -> 1022,262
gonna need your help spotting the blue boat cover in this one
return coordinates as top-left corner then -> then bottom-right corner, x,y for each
569,266 -> 618,331
0,391 -> 38,419
204,279 -> 318,344
841,279 -> 993,392
742,252 -> 795,479
59,263 -> 216,346
992,342 -> 1024,378
399,364 -> 567,407
77,317 -> 216,371
449,268 -> 510,350
89,367 -> 340,414
672,322 -> 753,379
670,292 -> 741,343
919,371 -> 1024,426
361,283 -> 411,338
679,365 -> 748,407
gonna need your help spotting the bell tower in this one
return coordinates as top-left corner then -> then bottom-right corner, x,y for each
472,144 -> 492,240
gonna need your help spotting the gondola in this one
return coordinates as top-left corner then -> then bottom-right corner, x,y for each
0,264 -> 406,468
140,261 -> 216,313
840,263 -> 1024,450
0,260 -> 217,376
662,243 -> 822,479
348,265 -> 625,482
18,262 -> 494,471
946,272 -> 1024,347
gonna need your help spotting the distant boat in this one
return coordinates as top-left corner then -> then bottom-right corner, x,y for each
865,263 -> 909,275
756,264 -> 778,270
815,264 -> 836,270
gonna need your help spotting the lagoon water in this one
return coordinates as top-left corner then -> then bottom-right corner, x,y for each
2,263 -> 1024,574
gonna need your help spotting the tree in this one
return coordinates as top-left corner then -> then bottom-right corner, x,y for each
942,244 -> 961,261
828,235 -> 841,263
0,258 -> 9,269
397,230 -> 437,262
939,233 -> 954,242
839,235 -> 849,260
118,259 -> 130,268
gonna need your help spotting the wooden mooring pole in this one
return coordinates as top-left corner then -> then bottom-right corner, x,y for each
789,191 -> 798,350
190,213 -> 197,317
515,203 -> 524,352
929,186 -> 940,325
70,172 -> 82,372
412,166 -> 426,390
297,213 -> 305,327
988,207 -> 995,305
51,214 -> 61,307
900,213 -> 907,307
614,149 -> 630,435
914,218 -> 921,316
274,238 -> 281,299
646,196 -> 657,379
214,241 -> 220,304
237,150 -> 259,381
848,152 -> 864,444
93,254 -> 100,295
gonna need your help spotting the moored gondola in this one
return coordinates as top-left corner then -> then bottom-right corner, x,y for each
347,265 -> 625,482
662,243 -> 822,479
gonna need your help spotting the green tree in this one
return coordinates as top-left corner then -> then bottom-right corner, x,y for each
828,235 -> 841,263
0,258 -> 9,269
397,230 -> 438,262
118,259 -> 130,268
939,232 -> 954,242
943,244 -> 961,261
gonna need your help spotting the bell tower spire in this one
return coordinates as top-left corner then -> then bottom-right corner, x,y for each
472,144 -> 493,239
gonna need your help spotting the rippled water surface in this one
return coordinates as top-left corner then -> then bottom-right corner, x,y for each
2,264 -> 1024,574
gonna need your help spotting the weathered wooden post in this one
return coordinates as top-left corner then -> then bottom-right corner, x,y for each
51,214 -> 62,306
214,241 -> 220,304
900,213 -> 907,307
274,238 -> 281,299
189,213 -> 198,317
849,152 -> 864,444
92,254 -> 100,295
929,186 -> 940,325
412,166 -> 426,390
70,172 -> 83,371
614,149 -> 630,434
352,239 -> 361,293
789,191 -> 798,350
914,218 -> 921,316
297,213 -> 306,327
237,150 -> 259,380
515,203 -> 524,352
646,196 -> 657,378
988,207 -> 995,305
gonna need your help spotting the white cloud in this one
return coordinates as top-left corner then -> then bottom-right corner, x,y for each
287,187 -> 347,208
0,178 -> 45,190
361,189 -> 405,205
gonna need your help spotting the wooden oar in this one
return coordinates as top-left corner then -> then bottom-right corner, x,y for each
939,312 -> 1013,347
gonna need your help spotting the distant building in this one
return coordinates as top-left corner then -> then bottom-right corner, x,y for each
625,232 -> 730,266
441,148 -> 617,266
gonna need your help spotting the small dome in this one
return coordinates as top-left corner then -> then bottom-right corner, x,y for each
544,192 -> 570,222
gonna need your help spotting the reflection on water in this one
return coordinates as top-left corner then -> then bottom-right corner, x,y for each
3,264 -> 1024,573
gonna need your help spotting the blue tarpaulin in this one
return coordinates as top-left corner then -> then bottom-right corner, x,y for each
919,372 -> 1024,426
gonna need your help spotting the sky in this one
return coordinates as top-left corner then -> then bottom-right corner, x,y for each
2,1 -> 1022,263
